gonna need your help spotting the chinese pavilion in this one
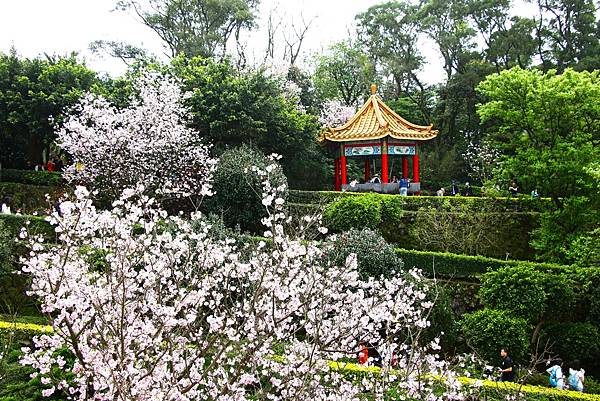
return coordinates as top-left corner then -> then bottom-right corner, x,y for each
319,84 -> 437,194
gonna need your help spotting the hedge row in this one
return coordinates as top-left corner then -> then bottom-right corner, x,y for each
0,169 -> 63,186
395,248 -> 570,279
289,190 -> 556,213
332,362 -> 600,401
0,182 -> 64,215
0,214 -> 56,242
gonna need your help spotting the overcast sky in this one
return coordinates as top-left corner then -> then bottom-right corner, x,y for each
0,0 -> 536,84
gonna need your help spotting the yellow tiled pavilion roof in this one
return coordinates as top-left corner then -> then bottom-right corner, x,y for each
319,85 -> 438,143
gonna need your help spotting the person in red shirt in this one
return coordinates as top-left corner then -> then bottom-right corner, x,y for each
358,341 -> 369,365
46,159 -> 55,172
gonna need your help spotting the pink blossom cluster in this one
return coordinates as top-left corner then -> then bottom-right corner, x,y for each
57,73 -> 217,201
20,170 -> 465,400
318,100 -> 356,128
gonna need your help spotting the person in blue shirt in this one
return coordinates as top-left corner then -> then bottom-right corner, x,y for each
399,177 -> 410,196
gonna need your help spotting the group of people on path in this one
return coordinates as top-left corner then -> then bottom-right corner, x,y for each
498,349 -> 585,392
356,346 -> 586,393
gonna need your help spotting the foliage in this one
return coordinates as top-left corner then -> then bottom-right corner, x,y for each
169,56 -> 327,190
323,228 -> 403,280
313,41 -> 374,107
289,190 -> 555,212
0,215 -> 55,243
57,72 -> 217,203
479,265 -> 575,324
0,182 -> 63,215
409,201 -> 509,256
394,248 -> 570,279
0,221 -> 14,279
0,170 -> 62,187
0,51 -> 97,169
460,309 -> 530,364
321,193 -> 540,259
203,145 -> 287,233
541,322 -> 600,363
323,194 -> 382,232
116,0 -> 258,58
478,68 -> 600,202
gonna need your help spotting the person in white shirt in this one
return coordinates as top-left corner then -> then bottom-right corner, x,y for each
1,197 -> 11,214
547,358 -> 565,390
568,360 -> 585,392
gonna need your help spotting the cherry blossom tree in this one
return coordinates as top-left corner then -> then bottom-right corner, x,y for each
19,160 -> 465,400
57,73 -> 217,205
461,132 -> 501,184
318,99 -> 356,128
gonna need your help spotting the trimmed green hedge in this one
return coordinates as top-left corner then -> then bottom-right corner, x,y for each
0,214 -> 55,242
0,169 -> 63,186
0,182 -> 64,215
395,248 -> 570,278
290,190 -> 555,213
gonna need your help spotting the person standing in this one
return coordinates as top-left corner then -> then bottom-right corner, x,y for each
547,358 -> 565,390
508,182 -> 518,197
399,177 -> 410,196
568,360 -> 585,392
451,180 -> 459,196
464,181 -> 473,197
498,348 -> 515,382
1,197 -> 11,214
358,341 -> 369,365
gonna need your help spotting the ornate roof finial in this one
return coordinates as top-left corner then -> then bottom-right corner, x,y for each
370,84 -> 377,95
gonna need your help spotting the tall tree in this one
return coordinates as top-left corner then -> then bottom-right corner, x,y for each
355,1 -> 435,123
418,0 -> 477,81
116,0 -> 259,58
534,0 -> 600,71
477,67 -> 600,262
313,41 -> 374,107
0,51 -> 97,168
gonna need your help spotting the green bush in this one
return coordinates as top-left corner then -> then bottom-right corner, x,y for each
0,221 -> 14,278
290,190 -> 555,213
322,228 -> 402,279
394,248 -> 571,278
203,145 -> 288,233
479,266 -> 575,323
541,322 -> 600,363
323,194 -> 382,232
460,309 -> 530,364
0,169 -> 63,186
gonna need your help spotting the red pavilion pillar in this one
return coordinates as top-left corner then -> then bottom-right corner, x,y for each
364,159 -> 370,182
381,139 -> 389,183
340,144 -> 347,185
334,157 -> 340,191
413,149 -> 420,183
402,156 -> 409,179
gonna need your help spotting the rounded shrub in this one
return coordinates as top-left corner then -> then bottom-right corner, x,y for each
323,194 -> 382,233
460,309 -> 530,364
479,265 -> 574,323
323,228 -> 402,280
541,322 -> 600,362
204,145 -> 287,233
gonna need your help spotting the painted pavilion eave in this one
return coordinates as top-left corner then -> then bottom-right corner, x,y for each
319,90 -> 438,144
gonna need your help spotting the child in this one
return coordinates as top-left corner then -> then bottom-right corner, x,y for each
568,360 -> 585,392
